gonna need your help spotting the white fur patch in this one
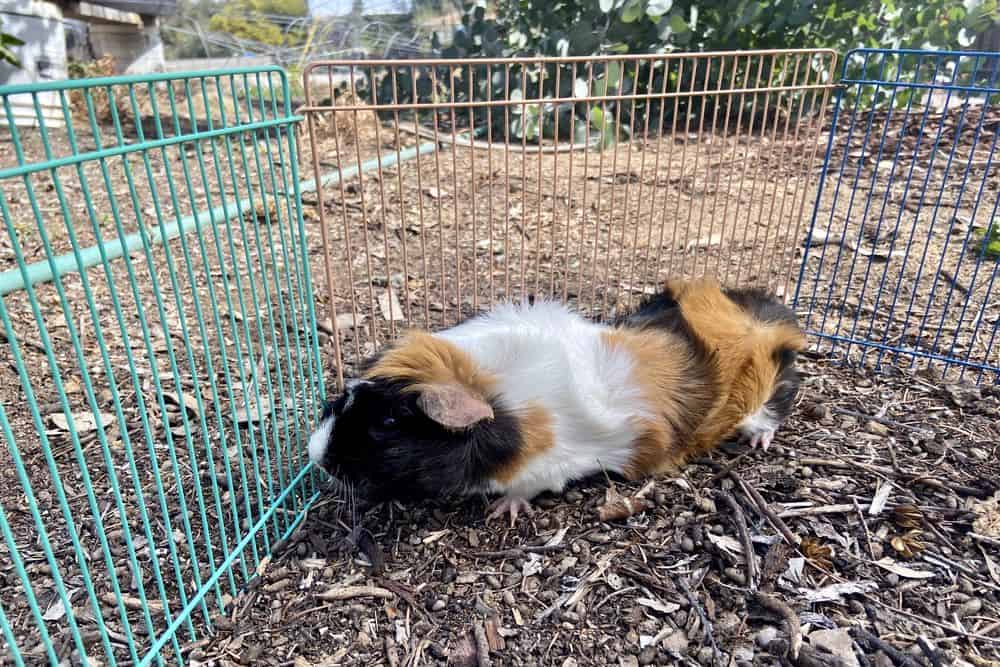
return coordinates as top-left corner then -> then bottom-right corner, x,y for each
308,413 -> 335,466
737,405 -> 779,438
435,300 -> 651,499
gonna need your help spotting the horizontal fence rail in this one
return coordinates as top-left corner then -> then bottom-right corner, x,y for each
795,48 -> 1000,384
0,67 -> 322,664
304,49 -> 838,389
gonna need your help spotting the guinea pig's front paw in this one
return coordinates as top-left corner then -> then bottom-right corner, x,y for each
747,428 -> 776,452
486,496 -> 534,528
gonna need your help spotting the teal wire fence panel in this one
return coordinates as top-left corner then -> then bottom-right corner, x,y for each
0,67 -> 324,665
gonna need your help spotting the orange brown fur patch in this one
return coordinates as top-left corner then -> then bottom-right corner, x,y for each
668,277 -> 806,459
365,331 -> 497,398
601,329 -> 715,477
489,404 -> 555,485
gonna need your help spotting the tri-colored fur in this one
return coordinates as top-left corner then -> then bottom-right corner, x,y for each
308,277 -> 806,513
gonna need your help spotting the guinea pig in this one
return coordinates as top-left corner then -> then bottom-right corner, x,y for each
308,277 -> 806,524
619,278 -> 806,452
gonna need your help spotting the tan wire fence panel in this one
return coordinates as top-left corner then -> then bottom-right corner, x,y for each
302,50 -> 837,388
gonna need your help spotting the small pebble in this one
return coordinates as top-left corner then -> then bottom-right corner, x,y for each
957,598 -> 982,618
723,567 -> 746,585
806,403 -> 829,421
680,537 -> 695,553
431,599 -> 446,612
696,497 -> 717,514
799,466 -> 813,478
638,646 -> 657,665
886,573 -> 899,586
565,490 -> 583,502
756,626 -> 778,648
866,420 -> 890,436
696,646 -> 714,665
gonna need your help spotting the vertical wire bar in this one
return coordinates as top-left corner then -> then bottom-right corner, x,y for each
623,59 -> 657,309
307,65 -> 346,388
518,65 -> 529,304
884,55 -> 967,365
736,54 -> 782,288
485,62 -> 496,307
428,65 -> 448,326
723,55 -> 763,287
809,52 -> 886,353
156,81 -> 243,599
368,65 -> 397,338
549,63 -> 562,299
390,66 -> 413,323
93,81 -> 203,630
468,63 -> 480,310
212,75 -> 278,551
532,61 -> 547,299
642,56 -> 673,288
281,70 -> 328,480
590,59 -> 609,315
753,54 -> 799,291
846,54 -> 930,364
409,65 -> 433,330
242,73 -> 310,519
32,87 -> 164,656
656,58 -> 685,282
193,76 -> 263,570
142,82 -> 238,608
925,63 -> 999,363
502,63 -> 512,302
782,52 -> 836,301
575,62 -> 595,308
676,56 -> 703,277
693,54 -> 728,280
601,58 -> 628,317
801,50 -> 878,344
347,66 -> 379,351
561,61 -> 578,304
823,55 -> 907,360
257,71 -> 315,489
324,70 -> 364,368
224,75 -> 291,539
449,65 -> 463,321
707,55 -> 741,280
175,78 -> 252,586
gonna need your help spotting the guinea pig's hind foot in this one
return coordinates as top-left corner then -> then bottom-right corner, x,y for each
748,429 -> 775,452
487,496 -> 534,527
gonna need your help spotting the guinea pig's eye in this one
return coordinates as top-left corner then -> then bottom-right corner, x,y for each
381,416 -> 397,428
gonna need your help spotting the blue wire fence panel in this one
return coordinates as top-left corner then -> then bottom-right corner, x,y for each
0,68 -> 323,665
795,49 -> 1000,384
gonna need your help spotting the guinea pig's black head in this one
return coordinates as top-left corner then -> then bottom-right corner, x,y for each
307,377 -> 518,501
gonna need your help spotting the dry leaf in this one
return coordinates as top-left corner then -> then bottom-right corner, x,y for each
43,598 -> 67,621
801,537 -> 833,571
972,492 -> 1000,538
799,580 -> 878,604
635,597 -> 681,615
334,313 -> 366,330
873,557 -> 936,579
890,530 -> 926,559
706,533 -> 745,559
597,486 -> 653,522
891,504 -> 923,530
163,391 -> 199,415
423,186 -> 444,199
869,481 -> 892,516
48,411 -> 114,434
378,289 -> 405,322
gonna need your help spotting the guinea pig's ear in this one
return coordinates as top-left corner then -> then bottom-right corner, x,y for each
415,383 -> 494,431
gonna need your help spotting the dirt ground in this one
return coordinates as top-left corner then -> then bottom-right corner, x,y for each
0,83 -> 998,666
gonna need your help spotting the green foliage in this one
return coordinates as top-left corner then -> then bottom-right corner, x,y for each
1,18 -> 24,68
162,0 -> 227,59
208,0 -> 308,47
